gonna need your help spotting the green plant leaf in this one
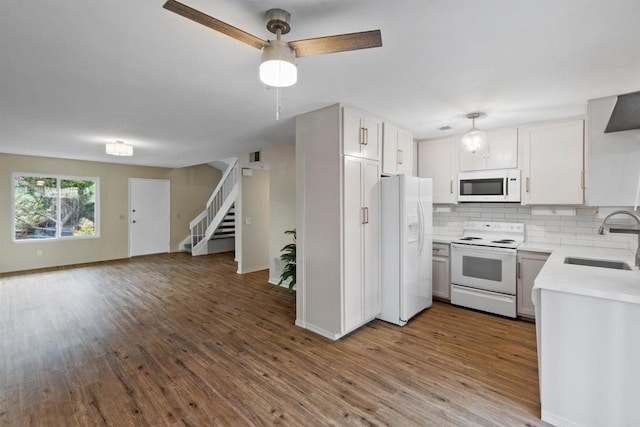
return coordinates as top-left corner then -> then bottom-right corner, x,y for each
278,229 -> 297,293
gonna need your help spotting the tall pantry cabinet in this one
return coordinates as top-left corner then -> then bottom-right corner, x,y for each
295,104 -> 381,340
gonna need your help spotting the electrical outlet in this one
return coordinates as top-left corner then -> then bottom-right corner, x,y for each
36,249 -> 43,256
245,217 -> 252,225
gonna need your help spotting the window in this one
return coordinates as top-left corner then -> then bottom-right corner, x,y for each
13,174 -> 99,241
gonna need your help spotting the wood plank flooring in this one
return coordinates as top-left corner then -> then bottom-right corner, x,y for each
0,252 -> 548,426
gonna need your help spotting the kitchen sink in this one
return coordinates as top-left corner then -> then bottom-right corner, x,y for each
564,257 -> 632,270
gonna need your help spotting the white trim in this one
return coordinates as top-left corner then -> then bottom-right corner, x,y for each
237,264 -> 269,274
294,320 -> 341,341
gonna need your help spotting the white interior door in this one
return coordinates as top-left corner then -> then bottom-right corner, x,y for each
129,178 -> 170,257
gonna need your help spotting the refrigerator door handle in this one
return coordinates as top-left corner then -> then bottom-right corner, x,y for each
417,201 -> 424,254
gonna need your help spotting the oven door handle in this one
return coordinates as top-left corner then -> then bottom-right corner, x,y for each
451,243 -> 516,256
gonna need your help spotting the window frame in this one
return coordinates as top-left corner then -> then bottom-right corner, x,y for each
11,173 -> 101,243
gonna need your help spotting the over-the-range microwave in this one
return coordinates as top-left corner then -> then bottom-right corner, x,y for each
458,169 -> 521,202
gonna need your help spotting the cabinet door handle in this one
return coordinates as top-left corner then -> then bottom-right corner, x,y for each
450,180 -> 454,194
362,207 -> 370,224
526,177 -> 530,193
360,127 -> 369,145
397,149 -> 403,165
517,262 -> 521,279
581,170 -> 585,190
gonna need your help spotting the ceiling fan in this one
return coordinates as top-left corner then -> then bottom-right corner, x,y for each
162,0 -> 383,87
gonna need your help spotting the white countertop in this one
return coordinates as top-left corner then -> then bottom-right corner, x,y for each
432,235 -> 458,244
533,246 -> 640,305
517,242 -> 557,253
432,234 -> 640,304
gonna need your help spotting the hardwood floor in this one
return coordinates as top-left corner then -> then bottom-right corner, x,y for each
0,252 -> 548,426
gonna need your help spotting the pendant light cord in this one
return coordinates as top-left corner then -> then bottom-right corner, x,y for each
276,87 -> 281,121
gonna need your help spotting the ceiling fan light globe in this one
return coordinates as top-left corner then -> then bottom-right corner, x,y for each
260,60 -> 297,87
260,40 -> 297,87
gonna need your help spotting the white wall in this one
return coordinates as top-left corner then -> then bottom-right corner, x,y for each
263,143 -> 296,285
234,143 -> 296,281
434,203 -> 638,250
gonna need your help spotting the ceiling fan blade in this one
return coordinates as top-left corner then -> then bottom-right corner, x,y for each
163,0 -> 268,50
289,30 -> 382,58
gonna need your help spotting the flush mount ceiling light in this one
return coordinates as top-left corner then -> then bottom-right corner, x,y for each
105,140 -> 133,157
461,112 -> 488,155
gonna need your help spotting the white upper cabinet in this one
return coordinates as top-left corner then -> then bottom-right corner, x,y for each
382,122 -> 414,176
459,128 -> 518,171
418,136 -> 459,204
519,119 -> 584,205
343,107 -> 381,161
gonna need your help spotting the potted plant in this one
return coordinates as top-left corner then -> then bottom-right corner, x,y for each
278,229 -> 296,292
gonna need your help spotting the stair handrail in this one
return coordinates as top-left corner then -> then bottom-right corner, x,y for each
206,159 -> 238,209
189,159 -> 238,249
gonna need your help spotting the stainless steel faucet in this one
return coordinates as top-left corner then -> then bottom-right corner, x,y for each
597,210 -> 640,268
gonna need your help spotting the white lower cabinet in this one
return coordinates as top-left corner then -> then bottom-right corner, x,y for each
343,156 -> 380,331
516,251 -> 549,318
432,243 -> 451,300
295,104 -> 381,340
519,119 -> 585,205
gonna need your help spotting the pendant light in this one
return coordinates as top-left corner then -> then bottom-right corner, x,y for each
461,113 -> 488,155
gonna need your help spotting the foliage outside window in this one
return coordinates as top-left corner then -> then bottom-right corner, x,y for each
13,174 -> 99,241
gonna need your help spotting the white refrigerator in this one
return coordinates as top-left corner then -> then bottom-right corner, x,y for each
378,175 -> 433,326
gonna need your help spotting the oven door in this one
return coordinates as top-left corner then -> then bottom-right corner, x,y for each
451,243 -> 516,294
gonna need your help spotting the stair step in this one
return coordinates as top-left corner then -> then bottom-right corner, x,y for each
211,233 -> 235,240
214,230 -> 234,236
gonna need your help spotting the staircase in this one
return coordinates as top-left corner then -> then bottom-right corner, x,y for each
183,159 -> 238,256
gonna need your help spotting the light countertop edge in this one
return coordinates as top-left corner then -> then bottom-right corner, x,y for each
433,236 -> 458,244
533,246 -> 640,305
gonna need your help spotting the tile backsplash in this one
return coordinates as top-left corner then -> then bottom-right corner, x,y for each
434,204 -> 638,251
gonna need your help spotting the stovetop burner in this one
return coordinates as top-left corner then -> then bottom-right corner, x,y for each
452,221 -> 525,249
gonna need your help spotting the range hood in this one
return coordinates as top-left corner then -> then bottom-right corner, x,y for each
604,90 -> 640,133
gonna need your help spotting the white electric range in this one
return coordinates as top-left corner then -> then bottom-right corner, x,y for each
450,221 -> 525,318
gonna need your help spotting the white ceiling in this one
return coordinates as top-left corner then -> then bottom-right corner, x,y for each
1,0 -> 639,168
